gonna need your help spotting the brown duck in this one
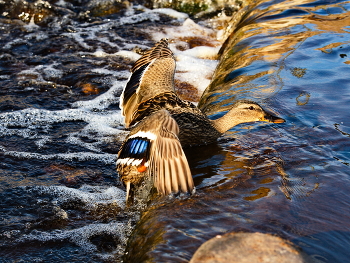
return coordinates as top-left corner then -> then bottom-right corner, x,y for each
117,39 -> 285,200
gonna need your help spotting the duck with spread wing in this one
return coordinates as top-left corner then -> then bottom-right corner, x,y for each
116,39 -> 285,201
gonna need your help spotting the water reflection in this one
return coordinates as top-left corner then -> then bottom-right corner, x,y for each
200,0 -> 350,113
296,91 -> 310,105
125,0 -> 350,262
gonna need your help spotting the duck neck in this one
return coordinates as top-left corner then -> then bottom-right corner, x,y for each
211,110 -> 245,134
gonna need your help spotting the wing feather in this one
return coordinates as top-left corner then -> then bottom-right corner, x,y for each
147,111 -> 193,195
132,38 -> 173,72
120,39 -> 177,127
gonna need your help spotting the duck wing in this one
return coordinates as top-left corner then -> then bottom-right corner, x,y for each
117,110 -> 194,199
127,92 -> 197,127
120,39 -> 176,128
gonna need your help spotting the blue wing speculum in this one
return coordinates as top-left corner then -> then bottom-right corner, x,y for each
117,136 -> 152,167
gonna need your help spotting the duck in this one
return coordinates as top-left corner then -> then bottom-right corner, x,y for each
116,38 -> 285,201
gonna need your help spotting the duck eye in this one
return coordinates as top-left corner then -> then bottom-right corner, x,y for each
248,106 -> 254,110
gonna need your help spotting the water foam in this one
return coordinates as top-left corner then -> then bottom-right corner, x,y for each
0,4 -> 222,169
0,4 -> 225,261
10,185 -> 128,259
19,222 -> 127,256
0,4 -> 223,179
175,51 -> 220,94
24,16 -> 39,32
29,184 -> 126,209
153,8 -> 189,20
0,77 -> 127,162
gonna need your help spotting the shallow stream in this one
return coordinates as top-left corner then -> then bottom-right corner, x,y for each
1,0 -> 350,262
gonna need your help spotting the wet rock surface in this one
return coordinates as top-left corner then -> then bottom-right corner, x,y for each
190,232 -> 313,263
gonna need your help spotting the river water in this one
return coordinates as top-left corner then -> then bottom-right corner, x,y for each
1,0 -> 350,262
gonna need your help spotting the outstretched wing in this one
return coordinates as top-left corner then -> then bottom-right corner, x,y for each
150,115 -> 194,195
120,39 -> 177,128
117,110 -> 194,199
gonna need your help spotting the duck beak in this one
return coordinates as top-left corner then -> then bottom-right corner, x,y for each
262,113 -> 285,123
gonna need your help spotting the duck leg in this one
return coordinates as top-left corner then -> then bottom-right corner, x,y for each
126,181 -> 131,202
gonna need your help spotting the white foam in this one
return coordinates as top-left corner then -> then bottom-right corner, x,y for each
96,36 -> 119,48
30,185 -> 126,208
174,52 -> 219,94
3,150 -> 117,164
25,31 -> 48,41
3,38 -> 27,50
24,16 -> 39,32
17,63 -> 63,81
153,8 -> 189,20
179,45 -> 220,60
118,10 -> 160,25
115,50 -> 141,62
0,57 -> 130,157
0,75 -> 10,79
0,82 -> 129,159
19,222 -> 127,256
15,185 -> 128,257
149,18 -> 217,41
90,68 -> 128,78
63,31 -> 92,50
0,107 -> 122,131
56,0 -> 67,7
93,47 -> 109,57
35,136 -> 51,149
0,103 -> 127,159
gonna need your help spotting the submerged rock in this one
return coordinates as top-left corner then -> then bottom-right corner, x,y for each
87,0 -> 130,17
145,0 -> 242,17
0,0 -> 56,25
190,232 -> 313,263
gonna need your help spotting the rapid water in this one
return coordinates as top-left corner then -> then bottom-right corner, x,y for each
0,1 -> 225,262
1,0 -> 350,262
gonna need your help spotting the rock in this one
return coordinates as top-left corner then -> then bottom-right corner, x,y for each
144,0 -> 242,17
190,232 -> 313,263
87,0 -> 130,17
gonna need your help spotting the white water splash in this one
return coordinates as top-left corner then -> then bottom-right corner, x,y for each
29,184 -> 126,208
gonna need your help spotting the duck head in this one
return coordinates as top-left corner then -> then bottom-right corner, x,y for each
212,100 -> 285,133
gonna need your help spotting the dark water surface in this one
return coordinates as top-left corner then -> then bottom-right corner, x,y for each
127,0 -> 350,262
1,0 -> 350,262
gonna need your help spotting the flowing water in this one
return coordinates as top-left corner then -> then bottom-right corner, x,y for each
1,0 -> 350,262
